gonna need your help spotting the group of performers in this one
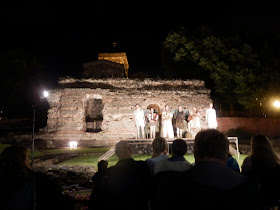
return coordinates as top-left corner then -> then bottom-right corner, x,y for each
133,103 -> 217,139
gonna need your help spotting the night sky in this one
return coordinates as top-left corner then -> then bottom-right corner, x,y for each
2,1 -> 278,80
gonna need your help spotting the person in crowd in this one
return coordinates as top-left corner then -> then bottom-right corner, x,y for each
133,104 -> 146,139
147,107 -> 159,139
90,140 -> 150,210
154,139 -> 191,175
205,102 -> 218,129
241,135 -> 280,208
161,105 -> 174,138
89,160 -> 109,209
226,152 -> 240,173
175,105 -> 185,138
187,106 -> 201,138
146,137 -> 169,175
152,129 -> 257,210
0,145 -> 63,210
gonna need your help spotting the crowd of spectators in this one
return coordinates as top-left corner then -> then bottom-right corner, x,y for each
1,129 -> 279,209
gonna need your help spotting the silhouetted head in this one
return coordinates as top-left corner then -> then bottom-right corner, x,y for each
194,129 -> 229,165
152,137 -> 168,154
250,134 -> 280,169
115,140 -> 131,160
171,139 -> 187,157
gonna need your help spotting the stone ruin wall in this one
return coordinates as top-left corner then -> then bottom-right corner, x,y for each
38,78 -> 212,147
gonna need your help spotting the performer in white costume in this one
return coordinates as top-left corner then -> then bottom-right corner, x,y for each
133,104 -> 146,139
161,105 -> 174,138
206,102 -> 218,129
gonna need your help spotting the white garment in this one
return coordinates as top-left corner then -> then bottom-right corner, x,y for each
162,111 -> 174,138
134,109 -> 145,127
206,108 -> 217,129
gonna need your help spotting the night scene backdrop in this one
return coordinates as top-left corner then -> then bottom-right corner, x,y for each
0,0 -> 280,123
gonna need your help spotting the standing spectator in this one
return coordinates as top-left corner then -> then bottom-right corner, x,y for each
133,104 -> 146,139
175,105 -> 185,138
154,139 -> 191,175
205,102 -> 218,129
147,107 -> 159,139
146,137 -> 169,175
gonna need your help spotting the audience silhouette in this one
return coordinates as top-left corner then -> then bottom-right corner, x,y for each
3,132 -> 280,210
151,129 -> 258,210
154,139 -> 192,175
241,134 -> 280,208
89,140 -> 150,210
145,137 -> 169,175
0,145 -> 63,210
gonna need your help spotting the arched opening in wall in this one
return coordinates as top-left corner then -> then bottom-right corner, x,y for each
85,99 -> 104,132
146,104 -> 161,137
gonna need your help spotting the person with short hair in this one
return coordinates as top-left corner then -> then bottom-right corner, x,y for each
145,137 -> 169,175
154,139 -> 191,175
152,129 -> 257,210
92,141 -> 150,210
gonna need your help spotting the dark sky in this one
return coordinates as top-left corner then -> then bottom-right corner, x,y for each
1,0 -> 279,80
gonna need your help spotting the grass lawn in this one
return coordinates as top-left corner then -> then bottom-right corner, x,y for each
0,144 -> 44,158
59,153 -> 248,171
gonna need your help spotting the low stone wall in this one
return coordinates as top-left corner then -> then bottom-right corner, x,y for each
217,117 -> 280,138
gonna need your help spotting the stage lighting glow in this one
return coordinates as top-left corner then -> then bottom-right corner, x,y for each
273,100 -> 280,108
69,141 -> 78,149
43,90 -> 49,98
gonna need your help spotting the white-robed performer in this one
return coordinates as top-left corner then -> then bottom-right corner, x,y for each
206,102 -> 218,129
161,105 -> 174,138
147,107 -> 159,139
133,104 -> 146,139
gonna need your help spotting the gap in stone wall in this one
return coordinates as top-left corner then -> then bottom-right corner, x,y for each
85,99 -> 104,132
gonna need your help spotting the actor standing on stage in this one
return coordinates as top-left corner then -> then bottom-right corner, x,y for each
187,106 -> 201,137
175,105 -> 185,138
133,104 -> 146,139
206,102 -> 218,129
161,105 -> 174,138
147,107 -> 159,139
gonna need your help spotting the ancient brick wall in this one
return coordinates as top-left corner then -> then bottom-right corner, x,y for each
217,117 -> 280,138
38,78 -> 212,147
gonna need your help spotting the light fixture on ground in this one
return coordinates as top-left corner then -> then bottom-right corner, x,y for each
31,90 -> 49,167
69,141 -> 78,149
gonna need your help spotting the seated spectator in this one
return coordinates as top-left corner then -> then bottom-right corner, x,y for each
145,137 -> 169,175
90,140 -> 150,210
89,160 -> 108,209
241,135 -> 280,208
0,145 -> 63,210
226,152 -> 240,173
152,129 -> 257,210
154,139 -> 192,175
